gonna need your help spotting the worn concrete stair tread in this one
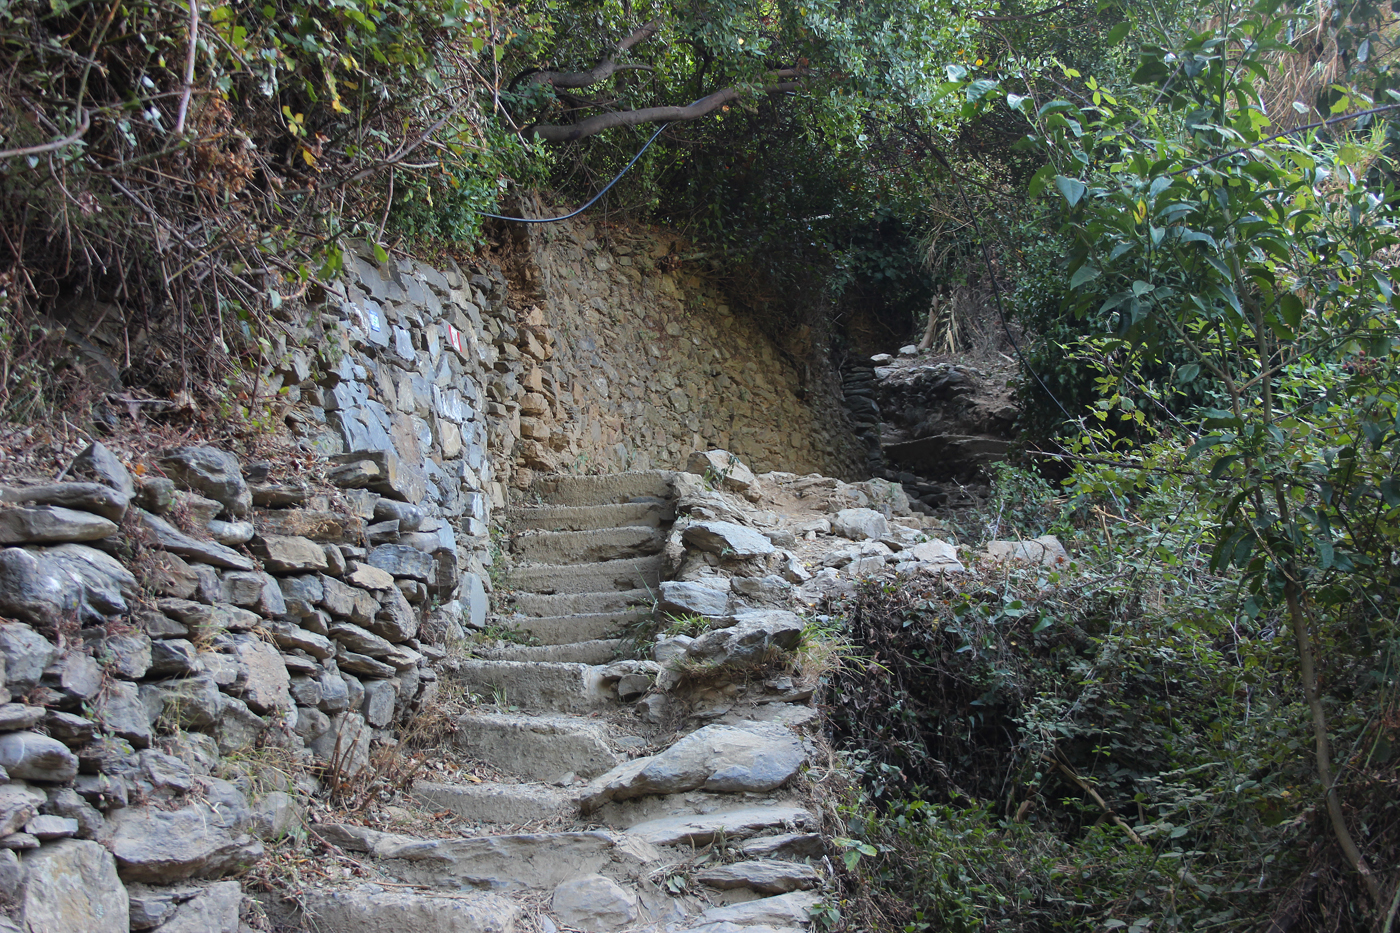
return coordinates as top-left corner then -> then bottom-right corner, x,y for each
470,638 -> 624,665
511,526 -> 665,564
320,823 -> 662,891
510,589 -> 653,618
410,779 -> 578,825
446,659 -> 612,711
529,471 -> 675,507
509,554 -> 665,594
500,610 -> 649,646
512,501 -> 673,532
624,806 -> 814,847
453,710 -> 627,780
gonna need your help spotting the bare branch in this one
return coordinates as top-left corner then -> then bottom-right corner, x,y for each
531,74 -> 803,142
529,18 -> 663,90
174,0 -> 199,135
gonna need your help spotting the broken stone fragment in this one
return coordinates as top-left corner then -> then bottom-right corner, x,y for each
552,874 -> 638,933
695,858 -> 820,893
105,803 -> 264,882
69,442 -> 135,499
137,511 -> 254,571
981,534 -> 1070,567
682,520 -> 776,559
832,507 -> 889,541
686,449 -> 757,491
684,610 -> 804,666
17,839 -> 129,933
0,731 -> 79,782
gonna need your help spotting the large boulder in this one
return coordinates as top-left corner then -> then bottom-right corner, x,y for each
684,610 -> 804,666
105,803 -> 263,882
686,450 -> 756,492
832,508 -> 889,541
682,521 -> 775,559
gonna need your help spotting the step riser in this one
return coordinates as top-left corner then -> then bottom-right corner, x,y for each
509,555 -> 664,595
512,527 -> 664,565
507,611 -> 649,646
411,781 -> 575,825
473,639 -> 624,665
529,471 -> 675,507
454,713 -> 623,781
512,502 -> 673,532
511,590 -> 653,618
448,661 -> 610,712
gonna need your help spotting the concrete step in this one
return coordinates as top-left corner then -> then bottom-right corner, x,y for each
529,471 -> 675,508
472,638 -> 624,665
446,659 -> 610,712
321,823 -> 660,892
512,501 -> 673,532
410,780 -> 577,825
511,589 -> 654,618
505,610 -> 650,646
509,554 -> 664,595
453,711 -> 626,780
511,526 -> 664,565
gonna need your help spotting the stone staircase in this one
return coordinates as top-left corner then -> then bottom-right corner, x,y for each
309,471 -> 828,933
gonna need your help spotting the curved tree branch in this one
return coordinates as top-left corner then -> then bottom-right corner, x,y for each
531,73 -> 802,142
530,18 -> 663,90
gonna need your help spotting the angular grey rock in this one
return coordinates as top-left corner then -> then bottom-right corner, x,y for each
0,704 -> 43,731
695,858 -> 820,893
220,570 -> 286,617
0,622 -> 55,692
137,749 -> 193,794
44,649 -> 102,706
361,679 -> 397,727
42,711 -> 95,745
685,610 -> 805,665
581,721 -> 805,811
250,791 -> 301,840
18,839 -> 128,933
125,884 -> 186,930
833,508 -> 889,541
687,449 -> 757,491
737,833 -> 826,859
208,519 -> 255,546
982,534 -> 1070,567
268,621 -> 333,659
372,499 -> 425,532
367,544 -> 434,581
463,572 -> 488,629
337,650 -> 395,678
42,787 -> 105,841
94,680 -> 151,748
227,636 -> 290,713
105,803 -> 264,882
0,506 -> 117,544
551,874 -> 638,932
0,784 -> 45,836
137,511 -> 254,571
0,731 -> 78,782
302,887 -> 521,933
212,696 -> 265,754
369,584 -> 418,642
249,534 -> 329,574
682,521 -> 776,559
625,806 -> 812,847
0,482 -> 129,522
659,580 -> 730,618
159,446 -> 252,519
904,538 -> 962,567
70,442 -> 135,499
93,632 -> 152,679
699,891 -> 823,927
308,712 -> 371,777
330,622 -> 394,658
26,814 -> 79,840
138,880 -> 242,933
42,543 -> 138,619
149,638 -> 199,676
150,674 -> 224,729
278,574 -> 324,618
0,549 -> 80,630
133,476 -> 176,515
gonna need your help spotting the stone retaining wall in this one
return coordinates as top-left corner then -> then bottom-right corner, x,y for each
491,210 -> 863,484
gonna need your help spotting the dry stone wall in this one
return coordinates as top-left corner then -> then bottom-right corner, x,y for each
489,211 -> 862,485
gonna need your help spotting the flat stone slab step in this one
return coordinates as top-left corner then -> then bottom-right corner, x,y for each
444,659 -> 609,712
512,501 -> 673,532
453,711 -> 625,781
511,589 -> 653,618
501,610 -> 650,646
471,638 -> 624,666
529,471 -> 675,508
698,891 -> 824,928
509,554 -> 665,595
410,780 -> 577,825
511,526 -> 664,565
301,887 -> 521,933
625,806 -> 813,847
320,824 -> 661,892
